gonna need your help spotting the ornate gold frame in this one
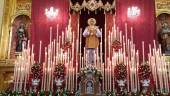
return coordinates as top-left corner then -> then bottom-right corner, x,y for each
0,0 -> 31,91
155,0 -> 170,17
0,0 -> 31,59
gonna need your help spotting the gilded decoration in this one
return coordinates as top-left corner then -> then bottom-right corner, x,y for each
0,0 -> 31,59
0,0 -> 31,91
70,0 -> 115,12
0,0 -> 17,59
156,0 -> 170,17
15,1 -> 31,19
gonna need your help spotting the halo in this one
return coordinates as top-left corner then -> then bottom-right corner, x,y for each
87,18 -> 96,25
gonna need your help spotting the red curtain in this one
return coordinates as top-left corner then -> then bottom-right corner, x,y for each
105,13 -> 115,59
31,0 -> 69,61
116,0 -> 156,59
71,13 -> 79,40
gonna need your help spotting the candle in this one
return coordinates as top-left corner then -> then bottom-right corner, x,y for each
75,63 -> 78,90
68,69 -> 70,90
80,28 -> 82,70
73,68 -> 75,91
100,42 -> 102,69
125,23 -> 128,49
72,32 -> 75,62
112,57 -> 115,90
120,31 -> 122,44
94,51 -> 96,67
50,27 -> 52,45
136,51 -> 140,91
39,41 -> 42,63
116,27 -> 119,40
142,41 -> 145,64
62,31 -> 64,45
130,27 -> 133,43
76,39 -> 78,62
105,20 -> 107,65
108,33 -> 111,60
65,63 -> 68,90
109,62 -> 111,91
57,24 -> 59,42
102,64 -> 105,91
127,57 -> 129,92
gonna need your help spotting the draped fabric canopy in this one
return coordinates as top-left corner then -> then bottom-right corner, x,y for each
31,0 -> 69,61
116,0 -> 156,59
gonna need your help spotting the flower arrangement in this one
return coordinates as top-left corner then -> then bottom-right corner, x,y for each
79,67 -> 102,81
31,62 -> 42,79
139,63 -> 151,80
54,63 -> 66,79
115,63 -> 127,80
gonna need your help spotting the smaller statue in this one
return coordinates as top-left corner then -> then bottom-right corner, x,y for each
16,23 -> 28,52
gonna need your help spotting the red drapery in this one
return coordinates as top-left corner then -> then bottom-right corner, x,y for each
105,13 -> 115,59
31,0 -> 69,61
71,13 -> 79,40
116,0 -> 156,59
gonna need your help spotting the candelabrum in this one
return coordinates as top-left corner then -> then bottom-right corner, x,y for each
140,79 -> 150,94
117,79 -> 126,92
32,79 -> 40,92
55,77 -> 64,91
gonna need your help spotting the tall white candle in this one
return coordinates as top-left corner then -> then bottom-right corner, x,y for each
57,24 -> 59,42
39,41 -> 42,63
142,41 -> 145,63
50,27 -> 52,45
73,68 -> 75,91
75,63 -> 78,90
130,27 -> 133,43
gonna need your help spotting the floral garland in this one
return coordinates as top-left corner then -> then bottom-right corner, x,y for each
115,63 -> 127,80
31,62 -> 42,79
79,67 -> 102,81
139,64 -> 151,80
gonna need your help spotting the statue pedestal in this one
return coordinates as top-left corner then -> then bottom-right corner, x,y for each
79,67 -> 102,96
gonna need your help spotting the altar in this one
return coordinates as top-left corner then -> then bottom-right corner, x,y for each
0,0 -> 170,96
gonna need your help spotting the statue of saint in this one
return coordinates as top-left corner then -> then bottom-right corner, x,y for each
16,23 -> 28,52
83,18 -> 102,65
